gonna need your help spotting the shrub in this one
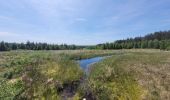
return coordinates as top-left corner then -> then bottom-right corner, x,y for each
166,46 -> 170,50
3,72 -> 13,79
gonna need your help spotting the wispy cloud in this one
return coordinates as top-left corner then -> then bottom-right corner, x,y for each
0,15 -> 13,20
0,0 -> 170,44
0,32 -> 19,37
75,18 -> 87,22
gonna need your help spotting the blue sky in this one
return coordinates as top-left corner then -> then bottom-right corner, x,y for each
0,0 -> 170,45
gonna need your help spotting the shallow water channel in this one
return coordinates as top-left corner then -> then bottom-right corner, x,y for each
61,56 -> 111,99
78,56 -> 110,73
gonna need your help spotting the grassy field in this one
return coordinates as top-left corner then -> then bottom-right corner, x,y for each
0,50 -> 170,100
86,50 -> 170,100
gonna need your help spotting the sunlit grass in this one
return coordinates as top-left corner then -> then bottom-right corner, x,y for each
86,50 -> 170,100
0,50 -> 116,99
86,55 -> 143,100
0,50 -> 169,99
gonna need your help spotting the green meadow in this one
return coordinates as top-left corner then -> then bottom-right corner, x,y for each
0,50 -> 170,100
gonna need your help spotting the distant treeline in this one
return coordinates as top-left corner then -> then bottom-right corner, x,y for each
1,30 -> 170,51
96,30 -> 170,50
0,41 -> 86,51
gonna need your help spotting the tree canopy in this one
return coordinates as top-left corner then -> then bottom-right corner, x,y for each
96,30 -> 170,50
0,41 -> 85,51
1,30 -> 170,51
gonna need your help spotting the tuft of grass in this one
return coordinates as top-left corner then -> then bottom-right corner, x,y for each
86,55 -> 143,100
0,51 -> 82,99
0,79 -> 24,100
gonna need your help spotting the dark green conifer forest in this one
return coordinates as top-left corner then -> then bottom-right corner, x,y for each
96,30 -> 170,50
0,41 -> 84,51
1,30 -> 170,51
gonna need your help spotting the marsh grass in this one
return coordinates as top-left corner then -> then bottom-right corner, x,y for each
85,50 -> 170,100
85,54 -> 142,100
0,50 -> 169,99
0,51 -> 79,99
0,50 -> 116,99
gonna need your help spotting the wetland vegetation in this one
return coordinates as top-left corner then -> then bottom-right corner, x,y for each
1,0 -> 170,99
0,50 -> 170,100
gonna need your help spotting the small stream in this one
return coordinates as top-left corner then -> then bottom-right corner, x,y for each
78,56 -> 111,99
78,56 -> 111,73
61,56 -> 111,100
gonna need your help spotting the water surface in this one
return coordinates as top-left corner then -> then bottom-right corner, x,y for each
79,56 -> 106,72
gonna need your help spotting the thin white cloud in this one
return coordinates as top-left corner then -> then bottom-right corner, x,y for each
0,0 -> 170,45
0,15 -> 12,20
75,18 -> 87,22
25,0 -> 77,18
0,31 -> 49,43
0,32 -> 19,37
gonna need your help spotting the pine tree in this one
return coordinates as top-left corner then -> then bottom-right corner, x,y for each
153,39 -> 159,49
141,41 -> 148,48
20,43 -> 26,49
160,40 -> 165,50
11,43 -> 18,50
0,41 -> 8,51
148,40 -> 154,48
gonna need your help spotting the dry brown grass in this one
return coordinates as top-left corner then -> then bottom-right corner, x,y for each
117,50 -> 170,100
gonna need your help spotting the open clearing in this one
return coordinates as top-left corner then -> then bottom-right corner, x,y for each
0,50 -> 170,100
